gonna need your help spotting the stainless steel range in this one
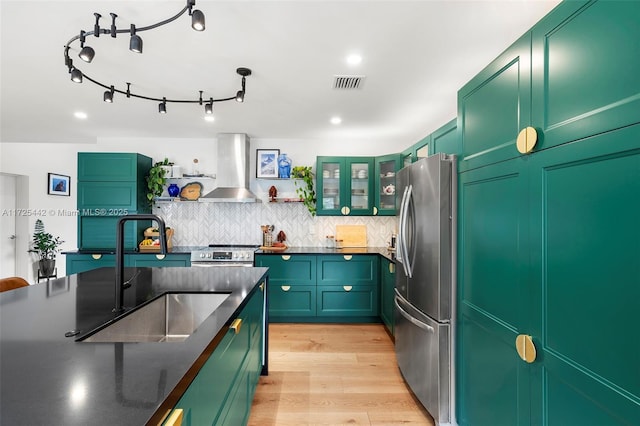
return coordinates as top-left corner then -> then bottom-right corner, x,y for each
190,245 -> 257,266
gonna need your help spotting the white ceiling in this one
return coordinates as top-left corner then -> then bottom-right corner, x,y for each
0,0 -> 561,145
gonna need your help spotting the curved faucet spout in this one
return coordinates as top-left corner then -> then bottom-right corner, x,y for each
114,214 -> 167,313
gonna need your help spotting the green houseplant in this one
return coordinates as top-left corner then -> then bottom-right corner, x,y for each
146,158 -> 172,206
28,219 -> 64,277
292,166 -> 316,216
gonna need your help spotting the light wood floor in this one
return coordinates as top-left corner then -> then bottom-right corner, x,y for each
248,323 -> 435,426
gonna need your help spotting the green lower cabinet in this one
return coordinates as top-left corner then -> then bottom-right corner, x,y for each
65,254 -> 116,274
379,258 -> 395,335
268,284 -> 316,320
166,285 -> 264,426
317,285 -> 378,317
127,254 -> 190,267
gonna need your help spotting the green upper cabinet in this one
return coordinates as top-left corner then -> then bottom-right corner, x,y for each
374,154 -> 401,216
77,152 -> 151,182
431,119 -> 460,156
316,156 -> 374,216
457,31 -> 531,172
530,0 -> 640,150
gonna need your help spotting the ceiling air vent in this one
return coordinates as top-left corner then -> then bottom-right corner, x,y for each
332,75 -> 365,90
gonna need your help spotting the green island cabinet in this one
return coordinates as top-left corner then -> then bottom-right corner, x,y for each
254,254 -> 379,322
456,1 -> 640,425
163,283 -> 265,426
379,257 -> 395,336
65,253 -> 191,275
77,153 -> 152,250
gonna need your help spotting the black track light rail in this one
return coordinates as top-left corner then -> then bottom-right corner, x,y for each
63,0 -> 251,111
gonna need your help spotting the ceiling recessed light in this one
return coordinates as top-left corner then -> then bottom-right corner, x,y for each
330,116 -> 342,125
74,111 -> 88,119
204,115 -> 215,122
346,54 -> 362,66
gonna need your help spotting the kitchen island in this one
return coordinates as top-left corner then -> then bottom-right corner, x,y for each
0,266 -> 268,426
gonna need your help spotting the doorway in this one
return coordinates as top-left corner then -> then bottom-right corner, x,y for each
0,173 -> 29,280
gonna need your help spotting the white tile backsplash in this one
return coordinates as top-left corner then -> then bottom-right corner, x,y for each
156,202 -> 397,247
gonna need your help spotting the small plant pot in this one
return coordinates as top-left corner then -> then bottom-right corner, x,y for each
39,259 -> 56,277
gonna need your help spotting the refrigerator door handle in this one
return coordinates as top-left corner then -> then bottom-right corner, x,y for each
396,185 -> 409,270
402,184 -> 413,278
395,296 -> 434,333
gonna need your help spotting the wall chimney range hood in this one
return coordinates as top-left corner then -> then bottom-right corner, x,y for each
199,133 -> 261,203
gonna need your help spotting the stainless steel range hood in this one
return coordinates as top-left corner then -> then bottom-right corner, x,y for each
199,133 -> 261,203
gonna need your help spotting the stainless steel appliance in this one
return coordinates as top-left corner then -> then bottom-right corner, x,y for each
395,153 -> 456,426
190,245 -> 257,267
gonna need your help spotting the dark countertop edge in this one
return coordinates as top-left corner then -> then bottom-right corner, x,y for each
256,246 -> 397,262
62,246 -> 198,255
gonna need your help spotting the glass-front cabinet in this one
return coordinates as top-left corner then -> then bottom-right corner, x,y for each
317,156 -> 374,216
374,154 -> 401,216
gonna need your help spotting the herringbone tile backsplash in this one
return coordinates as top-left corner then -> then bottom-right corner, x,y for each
156,202 -> 397,247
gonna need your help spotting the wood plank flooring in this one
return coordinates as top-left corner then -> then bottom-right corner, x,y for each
248,324 -> 434,426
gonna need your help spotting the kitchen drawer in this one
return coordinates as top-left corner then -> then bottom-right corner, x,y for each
127,253 -> 190,267
77,181 -> 147,211
254,254 -> 316,285
317,284 -> 379,317
65,253 -> 115,275
317,254 -> 379,285
268,284 -> 316,319
77,152 -> 151,182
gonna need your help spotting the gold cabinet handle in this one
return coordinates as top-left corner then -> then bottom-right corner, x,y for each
389,263 -> 395,273
515,334 -> 537,363
230,318 -> 242,334
164,408 -> 184,426
343,255 -> 352,261
516,126 -> 538,154
341,206 -> 351,215
91,254 -> 102,260
373,206 -> 378,215
281,285 -> 291,292
259,282 -> 265,292
155,254 -> 166,260
281,255 -> 291,261
343,285 -> 353,292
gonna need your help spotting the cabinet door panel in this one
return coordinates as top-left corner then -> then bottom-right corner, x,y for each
78,216 -> 147,250
77,182 -> 139,210
458,34 -> 531,171
529,124 -> 640,424
532,0 -> 640,150
254,255 -> 315,285
432,119 -> 459,156
317,255 -> 378,284
268,284 -> 316,318
128,254 -> 190,267
317,285 -> 378,317
77,153 -> 149,181
65,254 -> 115,274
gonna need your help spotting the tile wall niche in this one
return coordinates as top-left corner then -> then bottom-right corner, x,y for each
156,202 -> 397,248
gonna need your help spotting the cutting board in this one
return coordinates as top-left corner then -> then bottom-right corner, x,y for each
335,225 -> 367,247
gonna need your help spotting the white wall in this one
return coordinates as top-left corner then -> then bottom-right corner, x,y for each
1,136 -> 400,281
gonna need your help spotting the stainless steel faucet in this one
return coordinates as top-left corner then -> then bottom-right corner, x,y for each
114,214 -> 167,313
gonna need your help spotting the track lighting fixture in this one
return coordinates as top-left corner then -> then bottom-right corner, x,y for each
104,86 -> 114,103
63,0 -> 251,114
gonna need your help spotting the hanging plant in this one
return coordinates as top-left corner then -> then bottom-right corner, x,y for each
292,166 -> 316,216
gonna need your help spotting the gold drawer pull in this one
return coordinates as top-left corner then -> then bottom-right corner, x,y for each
155,254 -> 166,260
343,285 -> 353,292
281,255 -> 291,261
164,408 -> 184,426
373,206 -> 378,215
389,263 -> 395,273
516,126 -> 538,154
515,334 -> 536,363
343,255 -> 352,261
230,318 -> 242,335
259,282 -> 265,292
281,285 -> 291,292
91,254 -> 102,260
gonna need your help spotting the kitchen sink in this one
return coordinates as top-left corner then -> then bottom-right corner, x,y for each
81,292 -> 230,343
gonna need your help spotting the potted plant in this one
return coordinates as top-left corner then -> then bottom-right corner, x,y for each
146,158 -> 173,206
28,219 -> 64,277
292,166 -> 316,216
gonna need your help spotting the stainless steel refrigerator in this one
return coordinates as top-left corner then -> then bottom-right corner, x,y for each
395,153 -> 456,426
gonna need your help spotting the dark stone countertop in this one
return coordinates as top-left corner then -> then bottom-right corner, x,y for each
0,266 -> 268,426
62,245 -> 199,255
255,245 -> 397,262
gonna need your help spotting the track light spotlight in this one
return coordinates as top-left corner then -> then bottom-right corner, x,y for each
191,9 -> 205,31
78,31 -> 95,63
235,90 -> 245,103
205,99 -> 213,114
110,13 -> 118,38
129,24 -> 143,53
159,98 -> 167,114
104,86 -> 114,103
93,13 -> 102,37
71,68 -> 83,83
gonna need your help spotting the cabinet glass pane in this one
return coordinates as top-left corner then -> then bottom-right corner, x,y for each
377,160 -> 397,211
350,162 -> 369,209
321,162 -> 340,211
416,144 -> 429,159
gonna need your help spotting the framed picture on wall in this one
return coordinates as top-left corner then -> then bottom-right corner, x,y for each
256,149 -> 279,178
48,173 -> 70,196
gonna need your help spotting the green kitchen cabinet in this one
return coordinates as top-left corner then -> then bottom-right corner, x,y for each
374,154 -> 401,216
166,284 -> 264,426
431,119 -> 460,156
379,258 -> 395,336
457,2 -> 640,424
77,153 -> 152,251
65,253 -> 116,275
316,156 -> 375,216
127,253 -> 191,267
